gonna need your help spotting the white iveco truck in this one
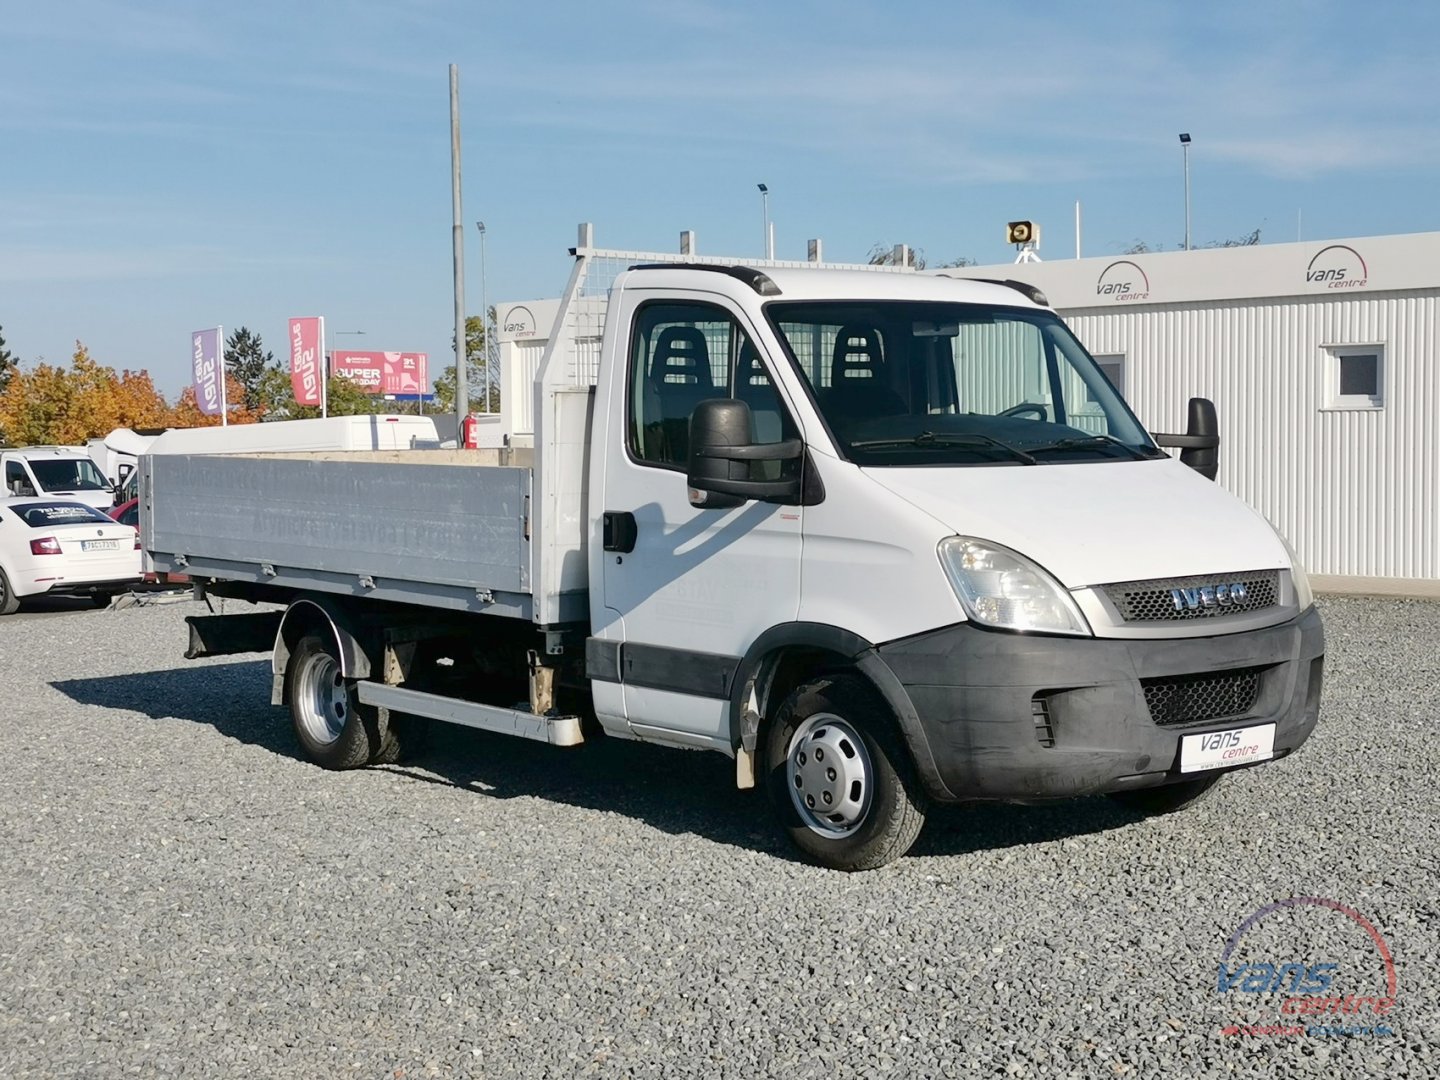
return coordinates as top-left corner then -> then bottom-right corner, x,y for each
145,229 -> 1324,870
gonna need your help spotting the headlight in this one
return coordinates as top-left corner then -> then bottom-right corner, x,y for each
1276,533 -> 1314,611
938,537 -> 1091,636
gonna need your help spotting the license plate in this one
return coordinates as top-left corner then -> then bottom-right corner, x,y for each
1180,723 -> 1276,773
82,539 -> 119,551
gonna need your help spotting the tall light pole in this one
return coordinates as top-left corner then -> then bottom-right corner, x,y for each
757,183 -> 772,259
475,221 -> 491,413
1179,133 -> 1192,251
449,64 -> 468,427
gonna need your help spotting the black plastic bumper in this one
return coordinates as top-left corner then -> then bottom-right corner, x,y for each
875,606 -> 1325,802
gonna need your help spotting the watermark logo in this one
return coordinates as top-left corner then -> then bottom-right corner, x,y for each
1304,245 -> 1369,290
1217,897 -> 1398,1038
1095,260 -> 1150,302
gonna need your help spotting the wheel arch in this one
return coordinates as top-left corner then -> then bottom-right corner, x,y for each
729,622 -> 955,801
271,596 -> 373,704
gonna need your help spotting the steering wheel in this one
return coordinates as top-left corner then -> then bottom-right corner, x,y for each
998,403 -> 1047,420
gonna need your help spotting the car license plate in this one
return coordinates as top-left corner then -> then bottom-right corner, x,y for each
1180,723 -> 1276,773
82,539 -> 119,551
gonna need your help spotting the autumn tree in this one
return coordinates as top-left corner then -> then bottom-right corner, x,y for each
0,362 -> 71,446
168,372 -> 257,428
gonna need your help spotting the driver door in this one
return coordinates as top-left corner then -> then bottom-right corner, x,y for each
597,296 -> 804,748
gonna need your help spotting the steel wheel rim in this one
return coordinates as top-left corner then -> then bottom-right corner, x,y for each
296,651 -> 348,745
786,712 -> 874,837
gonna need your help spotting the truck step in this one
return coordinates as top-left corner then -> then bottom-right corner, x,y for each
355,681 -> 584,747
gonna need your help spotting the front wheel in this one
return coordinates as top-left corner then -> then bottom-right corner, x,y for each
765,673 -> 928,871
286,632 -> 383,770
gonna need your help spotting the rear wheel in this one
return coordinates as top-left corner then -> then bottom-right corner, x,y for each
765,673 -> 927,871
369,713 -> 431,765
1107,773 -> 1222,815
286,633 -> 382,769
0,568 -> 19,616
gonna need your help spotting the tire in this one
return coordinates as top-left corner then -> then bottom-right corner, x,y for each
90,594 -> 112,609
285,632 -> 383,770
1107,772 -> 1222,815
369,713 -> 431,766
0,568 -> 19,616
765,673 -> 928,871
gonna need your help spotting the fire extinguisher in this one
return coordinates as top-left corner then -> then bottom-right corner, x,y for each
461,414 -> 479,448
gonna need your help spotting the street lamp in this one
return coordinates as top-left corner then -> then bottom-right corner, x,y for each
1179,133 -> 1192,251
475,220 -> 491,413
757,183 -> 772,259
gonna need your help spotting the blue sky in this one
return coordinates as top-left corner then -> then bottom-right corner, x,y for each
5,0 -> 1440,395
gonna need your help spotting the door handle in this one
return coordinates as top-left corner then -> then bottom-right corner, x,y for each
603,511 -> 638,553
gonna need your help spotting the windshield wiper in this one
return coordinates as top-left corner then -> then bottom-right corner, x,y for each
849,431 -> 1038,465
1024,434 -> 1158,461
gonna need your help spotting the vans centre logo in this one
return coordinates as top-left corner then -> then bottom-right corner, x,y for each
1216,897 -> 1398,1038
1095,260 -> 1150,302
1305,245 -> 1369,290
502,305 -> 538,338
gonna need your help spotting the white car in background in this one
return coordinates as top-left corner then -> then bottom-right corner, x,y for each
0,498 -> 141,614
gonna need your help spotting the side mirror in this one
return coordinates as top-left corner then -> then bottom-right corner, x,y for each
686,399 -> 804,509
1152,397 -> 1220,481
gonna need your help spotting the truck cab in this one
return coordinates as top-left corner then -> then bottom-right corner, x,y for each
2,447 -> 116,512
583,264 -> 1323,868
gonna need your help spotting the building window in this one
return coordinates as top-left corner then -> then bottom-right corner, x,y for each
1325,345 -> 1384,409
1090,353 -> 1125,402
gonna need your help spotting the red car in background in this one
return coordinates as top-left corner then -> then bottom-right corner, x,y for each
108,498 -> 189,585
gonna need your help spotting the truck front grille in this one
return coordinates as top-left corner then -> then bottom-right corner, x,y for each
1103,570 -> 1280,623
1142,666 -> 1265,727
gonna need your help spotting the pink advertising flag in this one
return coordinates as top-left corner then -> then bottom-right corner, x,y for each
289,317 -> 324,407
191,327 -> 225,417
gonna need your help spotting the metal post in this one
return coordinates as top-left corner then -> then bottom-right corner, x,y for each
218,325 -> 228,426
476,221 -> 490,413
757,183 -> 770,259
450,65 -> 469,426
1180,133 -> 1192,251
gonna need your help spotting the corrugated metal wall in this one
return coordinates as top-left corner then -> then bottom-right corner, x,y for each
1063,290 -> 1440,579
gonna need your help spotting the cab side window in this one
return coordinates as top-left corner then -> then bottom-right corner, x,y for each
5,461 -> 34,496
628,303 -> 799,472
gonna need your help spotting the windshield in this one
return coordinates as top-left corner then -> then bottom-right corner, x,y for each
765,301 -> 1163,467
29,458 -> 109,491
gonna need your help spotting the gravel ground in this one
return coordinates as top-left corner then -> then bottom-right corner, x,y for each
0,595 -> 1435,1078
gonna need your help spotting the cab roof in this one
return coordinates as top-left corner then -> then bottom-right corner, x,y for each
618,263 -> 1049,309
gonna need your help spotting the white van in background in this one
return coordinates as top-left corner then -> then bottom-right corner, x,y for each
87,428 -> 163,491
2,447 -> 116,512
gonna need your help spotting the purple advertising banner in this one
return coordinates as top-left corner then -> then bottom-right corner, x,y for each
191,327 -> 224,416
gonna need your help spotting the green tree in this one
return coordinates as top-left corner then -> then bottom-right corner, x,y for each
437,312 -> 499,413
254,364 -> 381,421
225,326 -> 275,413
0,324 -> 14,393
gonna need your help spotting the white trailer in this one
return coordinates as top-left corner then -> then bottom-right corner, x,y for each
148,229 -> 1325,870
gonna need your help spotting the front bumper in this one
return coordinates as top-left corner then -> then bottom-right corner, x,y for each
875,606 -> 1325,802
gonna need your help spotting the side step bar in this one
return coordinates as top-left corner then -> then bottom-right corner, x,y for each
355,681 -> 584,747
